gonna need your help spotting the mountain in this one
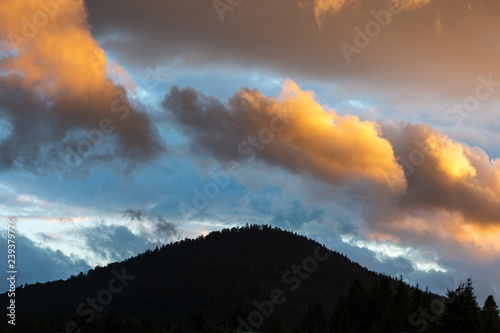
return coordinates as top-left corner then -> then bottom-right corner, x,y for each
1,225 -> 426,332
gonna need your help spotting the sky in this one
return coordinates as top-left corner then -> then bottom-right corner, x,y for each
0,0 -> 499,305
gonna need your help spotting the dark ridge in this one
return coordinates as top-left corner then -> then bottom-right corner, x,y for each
1,224 -> 434,329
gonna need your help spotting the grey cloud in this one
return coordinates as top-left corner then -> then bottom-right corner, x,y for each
0,76 -> 164,176
0,232 -> 91,291
80,224 -> 155,263
86,0 -> 500,109
123,208 -> 178,239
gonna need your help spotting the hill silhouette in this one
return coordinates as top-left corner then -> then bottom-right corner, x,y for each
2,224 -> 497,333
3,226 -> 395,324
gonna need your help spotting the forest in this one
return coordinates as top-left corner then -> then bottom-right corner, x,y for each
1,225 -> 498,333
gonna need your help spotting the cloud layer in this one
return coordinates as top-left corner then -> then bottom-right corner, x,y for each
0,0 -> 163,174
85,0 -> 500,118
0,231 -> 90,290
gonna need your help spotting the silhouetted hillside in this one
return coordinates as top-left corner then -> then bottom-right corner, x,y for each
1,224 -> 445,332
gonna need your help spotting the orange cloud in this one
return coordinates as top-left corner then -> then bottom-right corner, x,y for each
0,0 -> 162,171
0,0 -> 132,96
425,131 -> 477,179
366,211 -> 500,260
400,0 -> 435,9
452,223 -> 500,257
310,0 -> 437,29
365,123 -> 500,259
165,79 -> 407,193
267,81 -> 406,189
310,0 -> 355,29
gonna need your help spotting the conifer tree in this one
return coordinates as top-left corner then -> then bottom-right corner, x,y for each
392,276 -> 410,332
482,295 -> 500,333
347,278 -> 370,333
439,278 -> 482,333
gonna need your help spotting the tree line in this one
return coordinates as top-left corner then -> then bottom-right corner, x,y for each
2,276 -> 498,333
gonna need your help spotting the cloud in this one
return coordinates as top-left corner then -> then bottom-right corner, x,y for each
383,123 -> 500,224
0,0 -> 163,175
307,0 -> 357,29
308,0 -> 437,29
310,216 -> 499,304
83,0 -> 500,120
58,217 -> 74,224
363,123 -> 500,256
123,208 -> 145,221
123,208 -> 178,240
79,224 -> 156,264
163,80 -> 406,193
0,231 -> 90,292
